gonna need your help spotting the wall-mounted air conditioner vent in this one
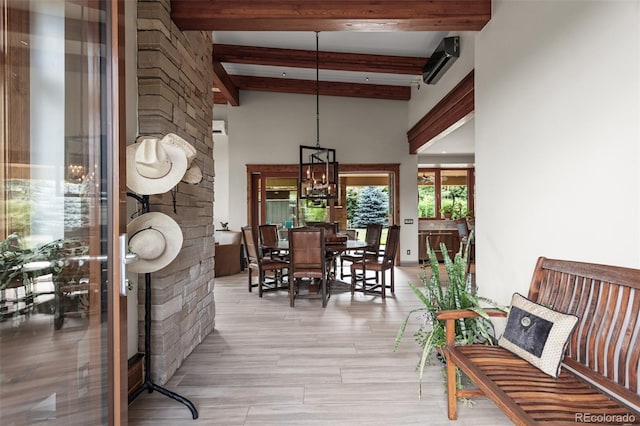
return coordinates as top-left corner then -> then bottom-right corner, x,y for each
422,36 -> 460,85
213,120 -> 227,135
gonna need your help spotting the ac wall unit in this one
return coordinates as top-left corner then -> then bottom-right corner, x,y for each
422,36 -> 460,85
213,120 -> 227,135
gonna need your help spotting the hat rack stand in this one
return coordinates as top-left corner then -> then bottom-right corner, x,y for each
127,191 -> 198,420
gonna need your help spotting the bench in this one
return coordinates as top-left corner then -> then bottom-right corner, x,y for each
439,257 -> 640,425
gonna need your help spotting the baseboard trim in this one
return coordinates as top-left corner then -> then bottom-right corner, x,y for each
128,352 -> 144,398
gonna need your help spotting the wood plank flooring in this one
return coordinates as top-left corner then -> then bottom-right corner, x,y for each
128,266 -> 511,425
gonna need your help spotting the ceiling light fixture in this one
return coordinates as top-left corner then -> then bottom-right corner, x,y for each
298,32 -> 338,201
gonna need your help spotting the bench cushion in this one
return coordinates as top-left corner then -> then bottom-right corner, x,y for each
448,344 -> 640,424
498,293 -> 578,378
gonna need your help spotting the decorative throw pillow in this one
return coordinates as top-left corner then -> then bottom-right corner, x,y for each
498,293 -> 578,378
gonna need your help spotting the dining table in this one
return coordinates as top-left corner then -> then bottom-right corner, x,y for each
271,238 -> 368,253
266,238 -> 369,293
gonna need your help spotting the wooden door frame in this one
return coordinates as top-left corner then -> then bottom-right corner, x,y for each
107,0 -> 128,423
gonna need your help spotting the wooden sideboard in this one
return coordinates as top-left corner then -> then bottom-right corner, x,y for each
418,229 -> 461,262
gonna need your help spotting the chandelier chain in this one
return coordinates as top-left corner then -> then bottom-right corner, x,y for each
316,31 -> 320,148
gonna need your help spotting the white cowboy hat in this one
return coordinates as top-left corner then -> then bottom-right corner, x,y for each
127,212 -> 183,273
181,165 -> 203,184
126,137 -> 188,195
160,133 -> 203,185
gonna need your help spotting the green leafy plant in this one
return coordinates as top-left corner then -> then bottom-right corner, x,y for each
1,234 -> 89,290
394,232 -> 504,398
440,204 -> 455,218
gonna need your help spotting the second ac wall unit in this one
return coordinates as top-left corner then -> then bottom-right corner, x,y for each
213,120 -> 227,135
422,36 -> 460,85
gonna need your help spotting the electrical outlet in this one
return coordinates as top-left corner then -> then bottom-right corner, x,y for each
406,249 -> 411,255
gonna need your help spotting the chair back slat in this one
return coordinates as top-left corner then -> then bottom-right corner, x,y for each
629,299 -> 640,392
454,218 -> 468,240
289,227 -> 325,273
364,223 -> 383,247
241,226 -> 260,263
363,223 -> 383,259
528,257 -> 640,404
382,225 -> 400,265
288,227 -> 329,307
259,224 -> 279,248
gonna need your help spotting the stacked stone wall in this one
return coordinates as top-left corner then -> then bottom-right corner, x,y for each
136,0 -> 214,384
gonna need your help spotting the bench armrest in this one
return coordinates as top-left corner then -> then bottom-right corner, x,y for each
436,308 -> 507,321
437,309 -> 507,345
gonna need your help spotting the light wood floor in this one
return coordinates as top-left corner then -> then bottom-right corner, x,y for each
128,266 -> 512,425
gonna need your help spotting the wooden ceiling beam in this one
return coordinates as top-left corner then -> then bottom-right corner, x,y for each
213,61 -> 240,106
213,92 -> 230,105
213,44 -> 426,75
407,70 -> 474,153
171,0 -> 491,31
229,75 -> 410,101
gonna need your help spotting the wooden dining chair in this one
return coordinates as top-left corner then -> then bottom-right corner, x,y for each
306,221 -> 338,234
350,224 -> 400,299
340,223 -> 383,280
258,224 -> 287,261
306,221 -> 340,277
241,226 -> 288,297
288,227 -> 331,308
339,229 -> 357,241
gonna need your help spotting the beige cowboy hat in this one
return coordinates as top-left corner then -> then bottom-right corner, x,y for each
127,212 -> 183,273
161,133 -> 203,185
126,137 -> 188,195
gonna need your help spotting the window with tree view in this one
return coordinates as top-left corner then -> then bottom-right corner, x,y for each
418,168 -> 474,219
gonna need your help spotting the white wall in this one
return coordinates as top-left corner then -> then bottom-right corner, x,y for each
225,91 -> 421,263
213,131 -> 230,229
475,0 -> 640,306
417,117 -> 475,169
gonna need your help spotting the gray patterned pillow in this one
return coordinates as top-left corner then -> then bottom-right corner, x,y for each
498,293 -> 578,378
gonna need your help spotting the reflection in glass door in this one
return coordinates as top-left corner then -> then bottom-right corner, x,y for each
1,0 -> 126,424
264,177 -> 299,227
263,177 -> 331,228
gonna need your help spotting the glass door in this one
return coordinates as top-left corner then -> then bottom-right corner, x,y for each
1,0 -> 127,424
260,175 -> 333,228
264,177 -> 299,227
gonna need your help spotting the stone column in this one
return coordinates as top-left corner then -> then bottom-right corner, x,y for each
136,0 -> 215,384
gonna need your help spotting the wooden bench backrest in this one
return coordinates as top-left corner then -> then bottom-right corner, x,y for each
528,257 -> 640,409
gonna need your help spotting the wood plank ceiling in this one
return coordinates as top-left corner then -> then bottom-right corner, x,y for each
170,0 -> 491,106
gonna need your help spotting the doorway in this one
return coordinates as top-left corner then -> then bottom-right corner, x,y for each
247,163 -> 399,234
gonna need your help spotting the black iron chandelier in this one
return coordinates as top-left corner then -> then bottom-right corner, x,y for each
298,32 -> 338,201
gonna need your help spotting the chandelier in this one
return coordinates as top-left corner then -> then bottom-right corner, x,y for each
299,32 -> 338,200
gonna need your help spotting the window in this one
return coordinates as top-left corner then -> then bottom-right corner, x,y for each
247,164 -> 399,230
418,168 -> 474,219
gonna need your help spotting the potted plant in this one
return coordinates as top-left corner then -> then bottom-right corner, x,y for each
440,204 -> 455,219
394,233 -> 504,397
